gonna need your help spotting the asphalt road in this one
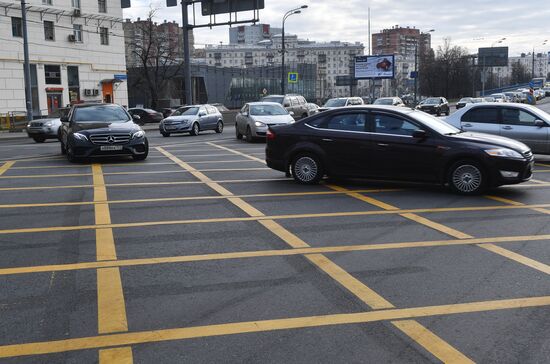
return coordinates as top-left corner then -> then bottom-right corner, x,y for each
1,107 -> 550,363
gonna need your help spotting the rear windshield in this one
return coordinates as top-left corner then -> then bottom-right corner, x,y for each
261,96 -> 284,104
324,99 -> 347,107
73,105 -> 130,122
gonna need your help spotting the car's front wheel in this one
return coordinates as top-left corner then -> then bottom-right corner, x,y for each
291,153 -> 324,184
215,121 -> 224,133
33,137 -> 45,143
66,145 -> 77,163
448,160 -> 487,195
190,122 -> 200,136
60,140 -> 67,155
245,126 -> 253,142
161,132 -> 170,137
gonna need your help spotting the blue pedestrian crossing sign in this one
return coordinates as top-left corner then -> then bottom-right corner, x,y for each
288,72 -> 298,83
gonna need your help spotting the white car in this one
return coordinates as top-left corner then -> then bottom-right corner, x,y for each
235,102 -> 295,142
318,97 -> 364,112
373,97 -> 406,107
26,108 -> 69,143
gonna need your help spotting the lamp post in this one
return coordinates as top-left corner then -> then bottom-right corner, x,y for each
413,29 -> 434,106
281,5 -> 307,95
532,40 -> 548,79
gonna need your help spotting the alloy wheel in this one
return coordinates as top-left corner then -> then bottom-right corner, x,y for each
294,156 -> 318,183
452,164 -> 482,193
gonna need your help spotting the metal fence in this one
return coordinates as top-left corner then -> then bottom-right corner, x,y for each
0,112 -> 27,131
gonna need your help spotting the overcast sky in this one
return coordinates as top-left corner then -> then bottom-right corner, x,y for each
123,0 -> 550,56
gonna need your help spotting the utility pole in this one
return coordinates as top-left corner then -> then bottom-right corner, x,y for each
181,0 -> 192,105
532,47 -> 535,79
281,6 -> 307,95
414,43 -> 418,106
21,0 -> 33,121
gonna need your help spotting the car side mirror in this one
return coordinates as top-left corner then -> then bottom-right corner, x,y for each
61,116 -> 69,123
534,119 -> 546,127
199,111 -> 207,117
412,129 -> 427,139
283,102 -> 291,107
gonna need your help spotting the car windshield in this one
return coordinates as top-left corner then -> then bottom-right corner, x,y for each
374,98 -> 393,105
459,98 -> 472,103
424,98 -> 440,104
324,99 -> 347,107
261,96 -> 284,104
172,107 -> 199,116
412,111 -> 460,135
73,105 -> 130,122
250,104 -> 288,116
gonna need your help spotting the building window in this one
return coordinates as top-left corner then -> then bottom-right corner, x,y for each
100,27 -> 109,45
44,65 -> 61,85
98,0 -> 107,13
73,24 -> 83,42
67,66 -> 80,103
11,17 -> 22,37
44,21 -> 55,41
72,0 -> 81,8
42,0 -> 52,5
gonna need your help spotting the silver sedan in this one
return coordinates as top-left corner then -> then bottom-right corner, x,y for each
235,102 -> 295,142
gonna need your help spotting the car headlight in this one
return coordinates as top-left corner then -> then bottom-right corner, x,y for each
254,121 -> 266,127
132,130 -> 145,139
484,148 -> 523,159
72,132 -> 88,141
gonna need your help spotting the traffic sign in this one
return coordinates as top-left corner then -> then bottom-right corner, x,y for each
410,71 -> 418,79
288,72 -> 298,84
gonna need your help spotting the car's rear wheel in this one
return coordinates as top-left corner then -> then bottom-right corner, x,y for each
448,160 -> 487,195
33,137 -> 45,143
302,113 -> 308,119
291,153 -> 324,185
161,132 -> 170,137
215,121 -> 224,133
245,126 -> 253,142
190,122 -> 200,136
235,124 -> 243,139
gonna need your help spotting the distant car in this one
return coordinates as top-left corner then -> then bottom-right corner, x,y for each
445,102 -> 550,154
159,104 -> 224,137
472,98 -> 484,103
59,103 -> 148,162
318,97 -> 364,112
265,105 -> 533,194
26,107 -> 69,143
235,102 -> 294,142
373,97 -> 406,107
483,96 -> 496,102
542,87 -> 550,97
127,108 -> 163,124
503,92 -> 519,103
491,93 -> 507,103
261,94 -> 309,120
305,102 -> 320,116
415,97 -> 450,116
534,89 -> 545,100
456,97 -> 474,109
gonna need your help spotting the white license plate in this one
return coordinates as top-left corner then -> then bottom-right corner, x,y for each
100,145 -> 123,151
166,126 -> 177,130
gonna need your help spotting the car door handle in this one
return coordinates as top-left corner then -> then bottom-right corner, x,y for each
463,123 -> 473,127
377,143 -> 389,147
322,138 -> 334,142
502,126 -> 513,130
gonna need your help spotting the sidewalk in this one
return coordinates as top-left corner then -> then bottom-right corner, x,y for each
0,123 -> 159,140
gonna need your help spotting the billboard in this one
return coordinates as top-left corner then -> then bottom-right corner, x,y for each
478,47 -> 509,67
201,0 -> 265,16
355,55 -> 395,79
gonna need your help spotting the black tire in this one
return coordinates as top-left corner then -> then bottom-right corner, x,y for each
66,146 -> 77,163
161,132 -> 170,137
33,137 -> 45,143
245,126 -> 253,142
445,109 -> 450,116
215,121 -> 224,133
133,153 -> 148,161
291,153 -> 324,185
60,140 -> 67,155
447,159 -> 487,195
235,124 -> 243,140
190,122 -> 200,136
436,109 -> 441,116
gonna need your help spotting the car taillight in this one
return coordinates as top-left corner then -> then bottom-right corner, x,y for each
266,129 -> 276,140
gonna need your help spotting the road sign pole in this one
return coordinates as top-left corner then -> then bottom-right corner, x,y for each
21,0 -> 33,121
181,0 -> 192,105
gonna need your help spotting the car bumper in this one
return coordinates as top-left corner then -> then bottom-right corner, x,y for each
26,127 -> 58,138
71,138 -> 148,158
160,124 -> 192,133
488,157 -> 533,186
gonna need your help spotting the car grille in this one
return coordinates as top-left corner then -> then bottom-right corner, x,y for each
30,122 -> 43,127
89,133 -> 131,145
523,150 -> 533,159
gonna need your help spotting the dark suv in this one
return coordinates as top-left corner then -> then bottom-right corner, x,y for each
261,94 -> 309,119
416,97 -> 450,116
59,103 -> 148,162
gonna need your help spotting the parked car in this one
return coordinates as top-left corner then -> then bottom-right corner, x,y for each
127,108 -> 164,124
445,103 -> 550,154
59,103 -> 148,162
415,97 -> 450,116
261,94 -> 309,120
373,97 -> 406,107
305,102 -> 320,116
456,97 -> 474,109
235,102 -> 295,142
265,106 -> 533,194
26,107 -> 69,143
159,104 -> 223,137
318,97 -> 364,112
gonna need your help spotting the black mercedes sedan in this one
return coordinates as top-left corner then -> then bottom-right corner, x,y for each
60,103 -> 148,162
266,106 -> 534,194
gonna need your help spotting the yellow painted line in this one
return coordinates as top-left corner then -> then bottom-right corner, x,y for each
535,169 -> 550,172
208,142 -> 266,164
535,163 -> 550,167
187,159 -> 259,164
0,161 -> 16,176
92,164 -> 116,261
0,172 -> 92,179
479,244 -> 550,274
157,147 -> 468,361
1,296 -> 548,359
11,165 -> 91,170
0,188 -> 402,209
99,347 -> 133,364
3,233 -> 550,277
5,202 -> 550,235
391,320 -> 474,363
97,268 -> 129,333
486,195 -> 550,215
154,152 -> 241,157
328,185 -> 473,240
530,178 -> 548,184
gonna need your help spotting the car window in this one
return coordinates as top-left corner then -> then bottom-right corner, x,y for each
325,113 -> 367,132
290,96 -> 300,106
241,105 -> 249,114
73,105 -> 130,122
199,107 -> 207,115
207,105 -> 217,114
502,108 -> 538,126
298,96 -> 306,104
372,114 -> 418,136
461,107 -> 498,124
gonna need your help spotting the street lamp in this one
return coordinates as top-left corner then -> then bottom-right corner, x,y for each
413,29 -> 434,106
281,5 -> 307,95
532,39 -> 548,78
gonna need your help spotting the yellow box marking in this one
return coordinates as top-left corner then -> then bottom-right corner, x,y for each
0,161 -> 16,176
97,268 -> 129,334
479,244 -> 550,275
0,172 -> 92,179
208,142 -> 266,164
1,296 -> 549,359
99,347 -> 133,364
93,164 -> 116,261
